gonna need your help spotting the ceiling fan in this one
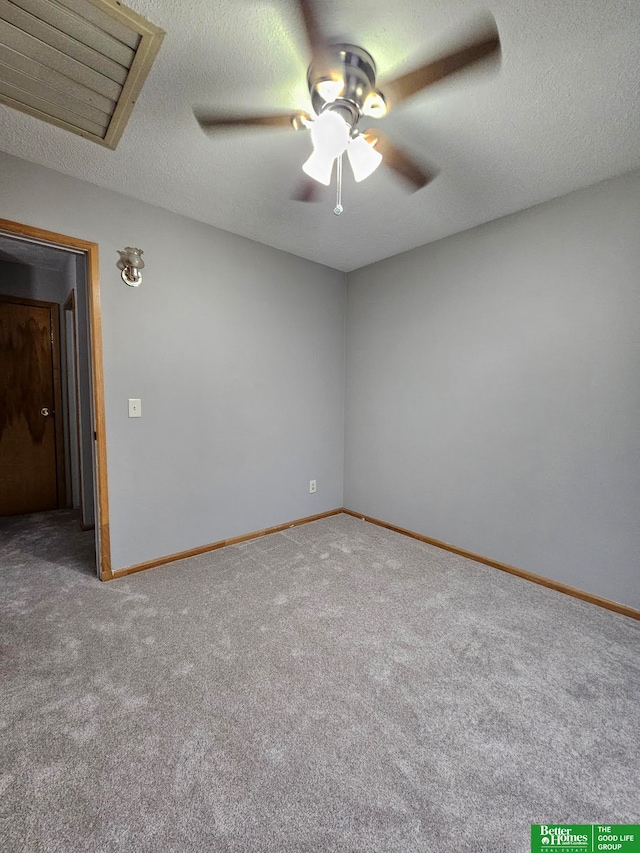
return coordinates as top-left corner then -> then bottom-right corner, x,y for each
195,0 -> 501,213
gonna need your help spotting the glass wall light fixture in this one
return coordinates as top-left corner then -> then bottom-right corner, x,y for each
117,247 -> 145,286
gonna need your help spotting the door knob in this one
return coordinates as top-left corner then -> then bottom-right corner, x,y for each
40,407 -> 50,417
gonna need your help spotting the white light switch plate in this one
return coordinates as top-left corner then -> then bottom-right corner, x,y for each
128,398 -> 141,418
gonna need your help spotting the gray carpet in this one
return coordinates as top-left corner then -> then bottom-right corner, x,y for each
1,510 -> 638,852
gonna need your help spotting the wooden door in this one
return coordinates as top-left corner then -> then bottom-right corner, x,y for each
0,295 -> 65,515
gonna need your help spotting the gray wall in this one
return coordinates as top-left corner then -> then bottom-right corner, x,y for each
345,171 -> 640,609
4,146 -> 638,607
0,152 -> 346,571
0,258 -> 66,301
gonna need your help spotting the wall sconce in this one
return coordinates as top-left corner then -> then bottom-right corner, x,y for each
117,247 -> 145,286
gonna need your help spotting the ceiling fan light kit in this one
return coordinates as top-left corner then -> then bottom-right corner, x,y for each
302,108 -> 350,185
347,133 -> 383,182
302,44 -> 388,199
195,1 -> 501,213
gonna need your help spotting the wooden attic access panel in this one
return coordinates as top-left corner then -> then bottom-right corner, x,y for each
0,0 -> 164,148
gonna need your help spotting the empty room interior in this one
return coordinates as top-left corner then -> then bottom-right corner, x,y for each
0,0 -> 638,850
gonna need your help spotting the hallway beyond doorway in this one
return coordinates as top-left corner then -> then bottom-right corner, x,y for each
0,509 -> 95,578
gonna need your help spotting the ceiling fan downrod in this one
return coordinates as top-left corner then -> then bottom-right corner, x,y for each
308,44 -> 384,123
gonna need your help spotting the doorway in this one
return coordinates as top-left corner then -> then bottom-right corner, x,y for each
0,219 -> 111,580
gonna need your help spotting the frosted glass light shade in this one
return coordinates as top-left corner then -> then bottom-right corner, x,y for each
123,247 -> 145,269
310,110 -> 350,158
302,151 -> 335,185
347,135 -> 383,182
302,109 -> 350,184
316,78 -> 345,103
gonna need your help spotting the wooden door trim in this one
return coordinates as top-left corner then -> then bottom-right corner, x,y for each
0,294 -> 61,309
0,218 -> 111,579
0,294 -> 66,509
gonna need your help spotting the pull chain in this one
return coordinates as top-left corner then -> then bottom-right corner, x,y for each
334,153 -> 344,215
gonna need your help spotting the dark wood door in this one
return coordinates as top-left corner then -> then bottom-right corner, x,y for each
0,296 -> 65,515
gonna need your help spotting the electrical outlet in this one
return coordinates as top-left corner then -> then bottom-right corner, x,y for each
309,479 -> 317,494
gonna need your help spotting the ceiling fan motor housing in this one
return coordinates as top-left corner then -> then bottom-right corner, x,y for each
308,44 -> 379,128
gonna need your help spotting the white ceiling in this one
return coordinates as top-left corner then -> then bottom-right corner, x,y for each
1,0 -> 639,272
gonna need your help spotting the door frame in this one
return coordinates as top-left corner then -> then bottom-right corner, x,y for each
0,294 -> 66,510
63,289 -> 93,530
0,218 -> 112,580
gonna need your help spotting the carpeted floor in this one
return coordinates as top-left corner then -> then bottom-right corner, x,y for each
1,510 -> 638,852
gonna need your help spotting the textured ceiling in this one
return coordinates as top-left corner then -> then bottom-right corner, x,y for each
0,0 -> 639,272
